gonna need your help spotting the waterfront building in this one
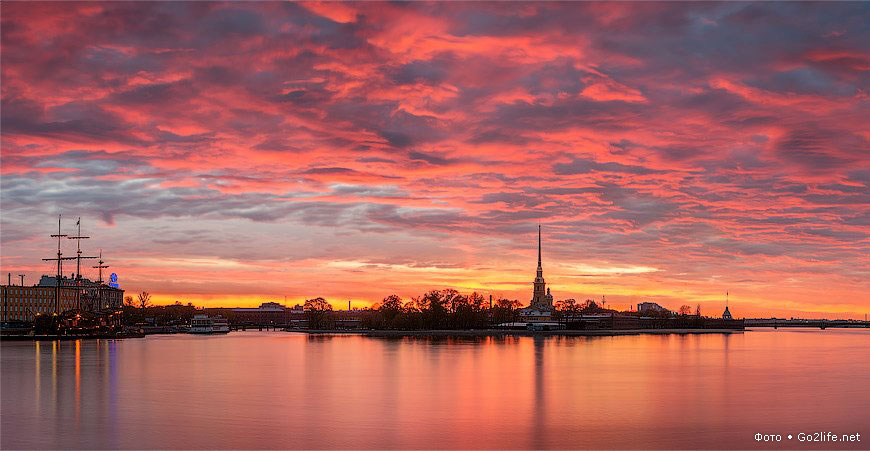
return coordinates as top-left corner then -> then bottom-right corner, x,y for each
1,276 -> 124,323
233,301 -> 287,313
637,302 -> 669,314
227,302 -> 301,325
231,302 -> 302,325
518,225 -> 556,322
1,284 -> 78,322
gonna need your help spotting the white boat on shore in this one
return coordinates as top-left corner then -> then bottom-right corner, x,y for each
189,314 -> 230,334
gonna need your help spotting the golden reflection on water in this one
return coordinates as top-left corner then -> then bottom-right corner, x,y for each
34,341 -> 40,413
75,339 -> 81,424
50,340 -> 57,406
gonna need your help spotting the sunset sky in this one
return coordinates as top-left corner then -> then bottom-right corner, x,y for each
1,2 -> 868,318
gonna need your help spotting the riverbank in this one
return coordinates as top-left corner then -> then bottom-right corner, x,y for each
1,329 -> 746,340
289,328 -> 745,337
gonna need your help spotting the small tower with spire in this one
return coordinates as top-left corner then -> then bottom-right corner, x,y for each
722,291 -> 733,320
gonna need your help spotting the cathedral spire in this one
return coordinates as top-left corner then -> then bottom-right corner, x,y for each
535,224 -> 544,283
529,223 -> 552,311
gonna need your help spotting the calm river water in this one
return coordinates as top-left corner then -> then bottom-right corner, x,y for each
2,329 -> 869,450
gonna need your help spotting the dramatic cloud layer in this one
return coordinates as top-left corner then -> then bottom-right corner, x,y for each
2,2 -> 868,317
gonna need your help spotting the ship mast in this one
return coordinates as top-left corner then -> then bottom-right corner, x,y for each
93,250 -> 109,283
67,217 -> 97,310
43,215 -> 75,313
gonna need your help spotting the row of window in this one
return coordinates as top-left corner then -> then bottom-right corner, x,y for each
3,288 -> 114,296
6,291 -> 50,296
5,304 -> 71,311
7,298 -> 59,303
4,291 -> 76,297
5,300 -> 74,306
4,288 -> 54,295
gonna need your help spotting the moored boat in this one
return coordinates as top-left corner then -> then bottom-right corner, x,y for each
189,314 -> 230,334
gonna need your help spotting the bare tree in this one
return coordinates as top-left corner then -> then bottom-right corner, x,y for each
137,292 -> 152,310
556,298 -> 579,325
580,299 -> 601,314
492,298 -> 521,324
124,295 -> 135,307
695,304 -> 702,317
678,304 -> 692,316
379,295 -> 403,311
304,297 -> 333,329
378,295 -> 404,327
304,297 -> 332,312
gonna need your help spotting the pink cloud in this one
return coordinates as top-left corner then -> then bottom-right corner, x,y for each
1,2 -> 868,318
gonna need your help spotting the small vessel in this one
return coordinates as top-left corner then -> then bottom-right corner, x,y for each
189,314 -> 230,334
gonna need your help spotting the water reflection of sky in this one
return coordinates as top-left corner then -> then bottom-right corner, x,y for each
2,330 -> 868,450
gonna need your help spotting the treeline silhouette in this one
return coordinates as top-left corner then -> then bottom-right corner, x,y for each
117,289 -> 693,330
304,289 -> 616,330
